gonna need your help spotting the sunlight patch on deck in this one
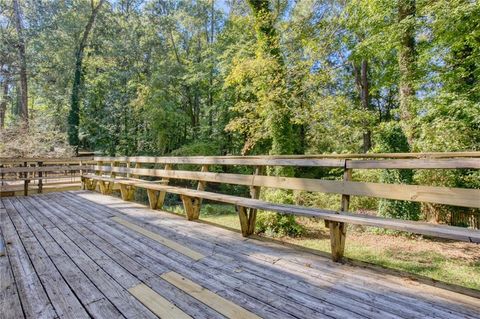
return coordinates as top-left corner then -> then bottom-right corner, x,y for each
161,271 -> 261,319
110,216 -> 205,260
129,283 -> 192,319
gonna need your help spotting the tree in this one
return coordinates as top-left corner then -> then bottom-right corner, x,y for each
353,59 -> 371,152
68,0 -> 106,150
397,0 -> 416,144
0,70 -> 8,128
245,0 -> 294,158
376,122 -> 420,221
12,0 -> 28,124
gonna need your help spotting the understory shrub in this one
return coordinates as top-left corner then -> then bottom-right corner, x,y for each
256,211 -> 305,237
375,123 -> 420,221
255,189 -> 305,237
0,117 -> 74,157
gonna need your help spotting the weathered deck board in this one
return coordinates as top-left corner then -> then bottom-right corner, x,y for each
48,192 -> 480,318
0,209 -> 24,319
8,197 -> 125,319
0,204 -> 57,319
48,191 -> 480,318
1,191 -> 479,319
6,198 -> 119,318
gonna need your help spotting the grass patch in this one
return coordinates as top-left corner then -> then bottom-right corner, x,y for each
164,204 -> 241,230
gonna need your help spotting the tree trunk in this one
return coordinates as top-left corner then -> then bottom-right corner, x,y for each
354,59 -> 371,152
12,0 -> 28,125
207,0 -> 215,135
246,0 -> 294,161
0,76 -> 8,129
398,0 -> 416,145
68,0 -> 105,150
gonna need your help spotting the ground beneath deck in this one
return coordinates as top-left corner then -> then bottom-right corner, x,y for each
1,191 -> 479,319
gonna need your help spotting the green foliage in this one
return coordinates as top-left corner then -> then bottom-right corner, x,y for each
375,122 -> 420,220
256,211 -> 305,237
375,122 -> 411,153
170,141 -> 221,157
254,188 -> 305,237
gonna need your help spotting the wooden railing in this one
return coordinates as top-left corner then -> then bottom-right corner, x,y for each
80,152 -> 480,261
92,154 -> 480,209
0,157 -> 93,196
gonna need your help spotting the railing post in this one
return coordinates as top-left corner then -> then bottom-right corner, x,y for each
329,161 -> 351,262
146,163 -> 172,210
110,161 -> 118,178
192,165 -> 209,218
23,161 -> 29,196
133,161 -> 142,179
97,160 -> 104,176
91,160 -> 103,191
238,165 -> 264,237
38,161 -> 43,194
179,164 -> 207,220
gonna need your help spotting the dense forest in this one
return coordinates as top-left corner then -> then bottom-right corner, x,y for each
1,0 -> 478,157
0,0 -> 479,227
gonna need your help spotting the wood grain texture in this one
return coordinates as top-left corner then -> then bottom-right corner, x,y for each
0,204 -> 57,319
0,165 -> 85,174
0,210 -> 24,319
0,158 -> 93,164
347,158 -> 480,169
93,151 -> 480,164
4,191 -> 480,318
26,195 -> 221,318
9,198 -> 125,319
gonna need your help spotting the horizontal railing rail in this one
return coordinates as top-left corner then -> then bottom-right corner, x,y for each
95,151 -> 480,161
93,154 -> 480,169
92,165 -> 479,208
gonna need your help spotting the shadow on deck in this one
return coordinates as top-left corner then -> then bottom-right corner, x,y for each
1,190 -> 479,319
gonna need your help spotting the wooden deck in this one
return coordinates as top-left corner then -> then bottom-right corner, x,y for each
1,191 -> 479,319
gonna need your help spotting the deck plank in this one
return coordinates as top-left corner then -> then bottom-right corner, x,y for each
41,194 -> 310,318
6,198 -> 124,319
0,209 -> 25,319
128,283 -> 192,319
0,203 -> 57,319
161,271 -> 261,319
88,191 -> 480,317
110,216 -> 205,260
